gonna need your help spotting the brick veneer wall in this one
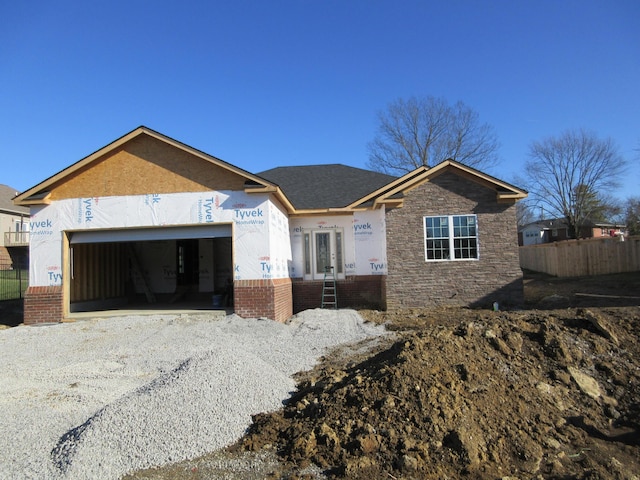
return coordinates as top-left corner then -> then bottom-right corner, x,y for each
23,286 -> 64,324
234,278 -> 293,323
385,172 -> 524,310
292,275 -> 386,313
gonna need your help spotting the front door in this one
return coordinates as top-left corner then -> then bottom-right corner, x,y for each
304,229 -> 344,280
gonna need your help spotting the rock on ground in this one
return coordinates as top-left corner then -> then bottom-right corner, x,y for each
205,307 -> 640,480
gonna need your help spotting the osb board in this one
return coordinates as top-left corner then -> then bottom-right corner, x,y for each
50,135 -> 249,200
70,243 -> 125,302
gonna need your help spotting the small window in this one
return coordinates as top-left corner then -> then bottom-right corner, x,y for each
303,232 -> 311,275
335,231 -> 343,274
424,215 -> 479,261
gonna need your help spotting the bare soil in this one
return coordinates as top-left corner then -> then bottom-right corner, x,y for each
72,272 -> 640,478
0,300 -> 24,329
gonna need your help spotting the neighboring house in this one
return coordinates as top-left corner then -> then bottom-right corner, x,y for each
518,218 -> 626,246
518,219 -> 570,246
581,220 -> 626,239
14,127 -> 527,325
0,184 -> 29,268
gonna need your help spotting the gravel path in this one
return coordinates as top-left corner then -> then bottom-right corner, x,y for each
0,309 -> 386,479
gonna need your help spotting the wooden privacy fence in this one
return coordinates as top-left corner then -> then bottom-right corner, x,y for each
519,236 -> 640,277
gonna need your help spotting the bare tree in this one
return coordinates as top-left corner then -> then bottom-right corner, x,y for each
367,96 -> 500,175
516,201 -> 536,227
524,129 -> 627,238
625,197 -> 640,236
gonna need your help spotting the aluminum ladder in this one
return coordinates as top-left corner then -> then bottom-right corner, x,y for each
321,266 -> 337,309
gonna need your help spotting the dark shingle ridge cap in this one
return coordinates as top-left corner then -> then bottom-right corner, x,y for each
263,162 -> 365,168
257,163 -> 395,175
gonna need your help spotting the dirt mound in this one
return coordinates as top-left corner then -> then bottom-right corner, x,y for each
235,307 -> 640,479
126,272 -> 640,479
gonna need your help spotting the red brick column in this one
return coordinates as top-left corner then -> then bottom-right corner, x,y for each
234,278 -> 293,323
23,286 -> 64,325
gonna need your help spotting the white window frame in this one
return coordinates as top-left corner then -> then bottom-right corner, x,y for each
424,214 -> 479,262
302,228 -> 345,280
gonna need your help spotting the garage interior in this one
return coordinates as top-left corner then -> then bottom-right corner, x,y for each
68,226 -> 233,314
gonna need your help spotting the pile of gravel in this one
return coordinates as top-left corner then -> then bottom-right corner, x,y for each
0,309 -> 387,479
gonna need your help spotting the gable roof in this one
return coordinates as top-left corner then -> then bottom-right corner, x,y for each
13,128 -> 526,215
258,159 -> 526,213
257,164 -> 398,210
0,184 -> 29,215
368,159 -> 528,207
14,126 -> 294,210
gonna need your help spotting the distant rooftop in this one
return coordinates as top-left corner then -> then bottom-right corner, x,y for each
0,184 -> 29,215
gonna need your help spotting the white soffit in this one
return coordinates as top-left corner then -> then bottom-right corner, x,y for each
69,225 -> 232,244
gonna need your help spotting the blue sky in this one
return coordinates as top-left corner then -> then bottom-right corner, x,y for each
1,0 -> 638,200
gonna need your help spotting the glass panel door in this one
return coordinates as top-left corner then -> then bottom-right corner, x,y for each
303,229 -> 344,280
315,232 -> 331,275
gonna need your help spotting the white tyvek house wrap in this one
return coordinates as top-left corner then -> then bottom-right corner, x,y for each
28,191 -> 293,287
352,209 -> 388,275
288,208 -> 387,278
266,202 -> 292,279
29,203 -> 64,286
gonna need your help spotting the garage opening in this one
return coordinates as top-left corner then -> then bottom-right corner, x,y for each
67,225 -> 233,313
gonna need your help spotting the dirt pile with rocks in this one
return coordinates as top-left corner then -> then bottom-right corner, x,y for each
232,306 -> 639,479
121,273 -> 640,479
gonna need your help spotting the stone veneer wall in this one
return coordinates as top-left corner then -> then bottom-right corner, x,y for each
23,286 -> 64,325
234,278 -> 293,322
385,172 -> 524,310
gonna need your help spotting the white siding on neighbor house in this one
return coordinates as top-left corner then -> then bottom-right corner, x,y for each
0,211 -> 29,247
288,208 -> 387,278
521,226 -> 546,246
27,190 -> 292,287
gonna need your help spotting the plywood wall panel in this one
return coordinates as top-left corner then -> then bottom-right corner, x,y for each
71,243 -> 126,302
50,135 -> 248,200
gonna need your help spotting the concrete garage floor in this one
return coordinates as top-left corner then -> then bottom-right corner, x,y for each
0,300 -> 232,327
66,302 -> 232,321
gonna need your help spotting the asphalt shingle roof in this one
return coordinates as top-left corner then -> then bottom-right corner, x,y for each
257,164 -> 398,210
0,185 -> 29,215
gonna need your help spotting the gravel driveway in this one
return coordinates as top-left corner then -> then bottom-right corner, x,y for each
0,309 -> 386,479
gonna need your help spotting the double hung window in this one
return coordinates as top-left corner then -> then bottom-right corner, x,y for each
424,215 -> 479,261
